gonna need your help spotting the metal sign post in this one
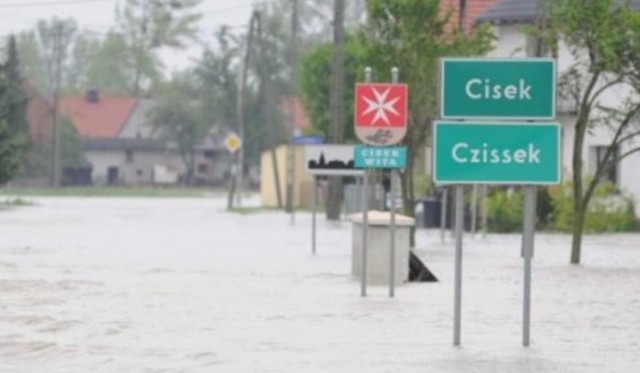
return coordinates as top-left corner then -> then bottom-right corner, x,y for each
522,185 -> 536,347
481,185 -> 488,239
361,169 -> 369,297
437,57 -> 559,348
304,144 -> 363,257
355,66 -> 408,298
389,66 -> 399,298
360,66 -> 372,297
225,133 -> 242,210
453,185 -> 464,346
471,185 -> 478,238
311,175 -> 318,255
440,187 -> 448,243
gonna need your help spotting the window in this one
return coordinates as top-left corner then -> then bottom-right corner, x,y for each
525,34 -> 550,57
197,163 -> 209,174
126,150 -> 134,163
592,146 -> 618,185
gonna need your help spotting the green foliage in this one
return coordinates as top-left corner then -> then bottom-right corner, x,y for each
537,0 -> 640,262
116,0 -> 202,95
551,182 -> 637,233
16,18 -> 78,95
60,117 -> 86,168
66,32 -> 137,94
0,117 -> 22,184
536,187 -> 554,229
194,28 -> 287,168
195,28 -> 239,131
545,0 -> 640,74
486,188 -> 524,233
414,175 -> 433,198
21,116 -> 86,178
361,0 -> 494,236
150,73 -> 209,184
1,197 -> 33,206
299,35 -> 365,143
17,2 -> 202,96
16,33 -> 47,94
0,35 -> 28,185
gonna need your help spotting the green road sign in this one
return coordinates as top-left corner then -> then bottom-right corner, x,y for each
440,58 -> 556,120
354,145 -> 407,169
434,122 -> 560,184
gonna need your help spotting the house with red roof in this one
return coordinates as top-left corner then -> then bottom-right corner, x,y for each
60,90 -> 224,186
475,0 -> 640,217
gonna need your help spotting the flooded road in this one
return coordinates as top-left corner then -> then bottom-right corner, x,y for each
1,197 -> 639,372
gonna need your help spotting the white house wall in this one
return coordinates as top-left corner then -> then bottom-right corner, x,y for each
87,150 -> 228,186
118,99 -> 157,138
86,151 -> 180,185
488,25 -> 528,57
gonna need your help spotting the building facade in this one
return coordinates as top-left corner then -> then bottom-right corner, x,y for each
476,0 -> 640,216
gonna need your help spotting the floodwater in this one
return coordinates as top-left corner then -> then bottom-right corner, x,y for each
0,196 -> 639,372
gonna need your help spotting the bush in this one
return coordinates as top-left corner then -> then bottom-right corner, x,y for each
551,182 -> 637,233
486,187 -> 524,232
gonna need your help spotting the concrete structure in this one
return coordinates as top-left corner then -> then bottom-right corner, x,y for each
445,0 -> 640,216
350,211 -> 415,285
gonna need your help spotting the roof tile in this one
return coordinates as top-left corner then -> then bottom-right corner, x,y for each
60,94 -> 138,139
440,0 -> 501,32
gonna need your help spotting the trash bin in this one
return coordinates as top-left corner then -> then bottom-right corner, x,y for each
415,198 -> 442,228
349,210 -> 415,285
344,183 -> 384,214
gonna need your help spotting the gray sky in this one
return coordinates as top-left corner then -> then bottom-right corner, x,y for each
0,0 -> 256,71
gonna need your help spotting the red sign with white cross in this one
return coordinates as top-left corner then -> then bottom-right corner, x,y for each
354,83 -> 408,145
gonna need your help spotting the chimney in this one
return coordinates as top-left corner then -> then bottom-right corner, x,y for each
86,89 -> 99,103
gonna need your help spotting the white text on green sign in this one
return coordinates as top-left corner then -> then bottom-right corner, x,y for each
440,58 -> 556,120
354,145 -> 407,169
433,122 -> 560,185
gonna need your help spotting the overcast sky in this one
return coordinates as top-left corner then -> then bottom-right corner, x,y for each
0,0 -> 256,71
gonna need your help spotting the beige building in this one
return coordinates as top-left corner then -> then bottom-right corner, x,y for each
260,145 -> 316,208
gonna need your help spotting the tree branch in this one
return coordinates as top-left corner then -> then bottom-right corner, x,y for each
587,76 -> 624,108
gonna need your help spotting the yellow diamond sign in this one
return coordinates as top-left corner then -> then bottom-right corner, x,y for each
224,133 -> 241,153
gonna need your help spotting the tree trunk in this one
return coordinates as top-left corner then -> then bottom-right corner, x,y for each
326,0 -> 345,221
571,116 -> 587,264
408,154 -> 416,248
326,177 -> 342,220
400,154 -> 417,248
227,154 -> 238,209
571,200 -> 586,264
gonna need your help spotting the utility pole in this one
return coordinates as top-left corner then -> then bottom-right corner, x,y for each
229,10 -> 259,209
256,10 -> 283,209
50,22 -> 63,188
326,0 -> 345,220
285,0 -> 298,220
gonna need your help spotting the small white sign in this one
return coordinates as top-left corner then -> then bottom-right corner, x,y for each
304,145 -> 364,176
